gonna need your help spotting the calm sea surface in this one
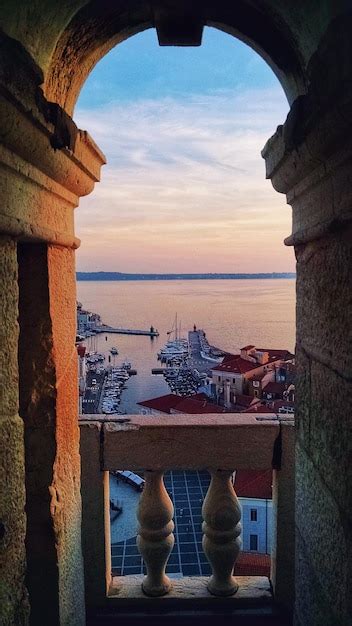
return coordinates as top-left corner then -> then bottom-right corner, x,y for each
77,279 -> 296,413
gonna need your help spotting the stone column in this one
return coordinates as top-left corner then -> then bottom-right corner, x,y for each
0,52 -> 105,624
0,236 -> 28,626
262,87 -> 352,625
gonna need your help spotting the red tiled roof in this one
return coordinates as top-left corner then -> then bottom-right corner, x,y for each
212,356 -> 261,375
234,552 -> 270,577
138,393 -> 224,415
174,398 -> 225,414
235,469 -> 272,499
138,394 -> 182,413
263,381 -> 286,395
241,345 -> 255,350
221,353 -> 238,363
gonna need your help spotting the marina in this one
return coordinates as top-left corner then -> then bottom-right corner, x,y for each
81,348 -> 136,415
154,326 -> 227,396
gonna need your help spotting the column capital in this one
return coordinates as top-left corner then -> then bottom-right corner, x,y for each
0,43 -> 106,248
262,87 -> 352,246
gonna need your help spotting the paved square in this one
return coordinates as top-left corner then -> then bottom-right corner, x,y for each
111,470 -> 211,576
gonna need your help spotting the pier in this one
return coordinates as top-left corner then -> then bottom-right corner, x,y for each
97,326 -> 159,337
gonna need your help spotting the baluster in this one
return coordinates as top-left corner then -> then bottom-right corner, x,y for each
137,470 -> 174,596
202,470 -> 241,596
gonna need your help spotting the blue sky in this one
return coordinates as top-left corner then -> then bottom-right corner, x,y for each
75,27 -> 293,273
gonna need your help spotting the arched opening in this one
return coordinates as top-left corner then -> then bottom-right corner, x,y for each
74,26 -> 294,409
71,23 -> 296,607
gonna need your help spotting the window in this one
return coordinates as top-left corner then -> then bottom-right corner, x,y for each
250,508 -> 257,521
254,390 -> 258,397
249,534 -> 258,551
253,380 -> 259,387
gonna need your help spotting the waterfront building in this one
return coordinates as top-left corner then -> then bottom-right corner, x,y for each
77,302 -> 102,335
212,345 -> 294,408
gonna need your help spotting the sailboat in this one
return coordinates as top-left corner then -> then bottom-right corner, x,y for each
158,313 -> 189,360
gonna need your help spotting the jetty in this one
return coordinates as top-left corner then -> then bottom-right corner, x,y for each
97,325 -> 159,337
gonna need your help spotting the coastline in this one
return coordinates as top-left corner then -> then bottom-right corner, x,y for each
77,272 -> 296,281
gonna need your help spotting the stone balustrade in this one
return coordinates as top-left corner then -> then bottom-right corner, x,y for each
79,414 -> 294,612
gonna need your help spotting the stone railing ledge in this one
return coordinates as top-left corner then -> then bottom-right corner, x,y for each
108,574 -> 272,604
90,414 -> 280,472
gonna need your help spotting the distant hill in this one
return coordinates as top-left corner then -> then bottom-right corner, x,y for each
76,272 -> 296,281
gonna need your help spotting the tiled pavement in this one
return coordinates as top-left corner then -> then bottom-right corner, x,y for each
111,470 -> 212,577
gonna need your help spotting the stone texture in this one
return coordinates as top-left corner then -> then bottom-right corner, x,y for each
80,421 -> 111,607
18,243 -> 60,625
0,237 -> 28,626
295,442 -> 351,622
109,575 -> 272,605
295,528 -> 345,626
271,422 -> 295,610
0,236 -> 19,416
18,244 -> 85,625
102,415 -> 279,471
47,245 -> 85,626
295,229 -> 352,379
0,415 -> 28,626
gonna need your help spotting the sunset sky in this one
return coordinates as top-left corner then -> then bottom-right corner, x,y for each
74,27 -> 294,273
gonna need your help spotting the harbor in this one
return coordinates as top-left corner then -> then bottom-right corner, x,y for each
153,327 -> 228,396
78,301 -> 230,411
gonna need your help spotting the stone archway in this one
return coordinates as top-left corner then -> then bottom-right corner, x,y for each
0,2 -> 351,625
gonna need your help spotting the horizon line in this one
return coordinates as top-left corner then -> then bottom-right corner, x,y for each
77,270 -> 296,280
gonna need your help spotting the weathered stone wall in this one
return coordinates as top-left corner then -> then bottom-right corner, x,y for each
0,32 -> 104,622
0,237 -> 29,625
263,42 -> 352,620
294,228 -> 352,626
48,244 -> 86,625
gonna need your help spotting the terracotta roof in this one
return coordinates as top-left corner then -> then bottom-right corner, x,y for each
241,345 -> 255,350
138,393 -> 224,415
212,356 -> 261,375
263,381 -> 286,395
174,398 -> 225,414
234,552 -> 271,577
235,469 -> 272,499
138,394 -> 182,413
221,353 -> 238,363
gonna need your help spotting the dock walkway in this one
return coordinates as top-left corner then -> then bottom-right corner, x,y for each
97,326 -> 159,337
188,330 -> 226,375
